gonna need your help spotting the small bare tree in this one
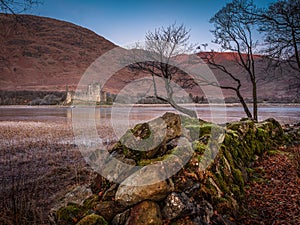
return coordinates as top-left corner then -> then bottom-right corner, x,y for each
203,0 -> 260,121
129,24 -> 198,118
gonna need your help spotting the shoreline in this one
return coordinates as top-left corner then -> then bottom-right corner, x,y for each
0,102 -> 300,108
0,103 -> 299,125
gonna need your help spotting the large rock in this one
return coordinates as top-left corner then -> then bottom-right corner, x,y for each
162,192 -> 194,220
98,151 -> 138,184
111,209 -> 131,225
115,164 -> 174,206
49,185 -> 93,224
95,201 -> 125,222
125,201 -> 163,225
112,112 -> 183,161
162,192 -> 213,224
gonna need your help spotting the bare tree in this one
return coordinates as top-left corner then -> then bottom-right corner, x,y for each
128,24 -> 198,118
0,0 -> 41,14
258,0 -> 300,80
200,51 -> 253,119
204,0 -> 260,121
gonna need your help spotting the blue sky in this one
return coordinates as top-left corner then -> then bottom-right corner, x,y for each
29,0 -> 276,49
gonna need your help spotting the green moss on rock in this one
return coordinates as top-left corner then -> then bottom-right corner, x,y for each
185,124 -> 201,140
181,115 -> 204,127
138,154 -> 170,166
214,172 -> 230,194
192,140 -> 206,154
131,123 -> 151,139
83,195 -> 99,211
57,203 -> 84,224
232,168 -> 244,187
76,214 -> 108,225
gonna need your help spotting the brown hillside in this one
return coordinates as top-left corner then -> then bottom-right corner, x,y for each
197,52 -> 298,100
0,13 -> 116,91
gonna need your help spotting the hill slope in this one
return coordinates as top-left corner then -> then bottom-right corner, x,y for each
197,52 -> 298,101
0,14 -> 116,91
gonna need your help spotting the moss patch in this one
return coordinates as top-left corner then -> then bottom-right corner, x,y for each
76,214 -> 108,225
56,203 -> 84,224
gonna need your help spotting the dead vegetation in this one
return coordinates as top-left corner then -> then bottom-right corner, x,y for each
237,146 -> 300,225
0,121 -> 91,224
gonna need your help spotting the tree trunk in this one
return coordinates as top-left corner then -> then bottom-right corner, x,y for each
169,99 -> 197,118
252,81 -> 258,121
236,90 -> 253,119
291,28 -> 300,71
152,76 -> 197,118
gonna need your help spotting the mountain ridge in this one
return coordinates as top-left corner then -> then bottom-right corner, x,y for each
0,14 -> 297,102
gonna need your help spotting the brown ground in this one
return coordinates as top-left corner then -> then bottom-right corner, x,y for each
236,146 -> 300,225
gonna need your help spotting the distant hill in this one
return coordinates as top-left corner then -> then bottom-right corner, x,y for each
0,13 -> 116,91
197,52 -> 299,102
0,14 -> 298,102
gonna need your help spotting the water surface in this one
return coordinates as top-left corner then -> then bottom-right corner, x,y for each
0,104 -> 299,125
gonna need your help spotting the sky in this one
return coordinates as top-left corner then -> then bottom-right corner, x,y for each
28,0 -> 277,50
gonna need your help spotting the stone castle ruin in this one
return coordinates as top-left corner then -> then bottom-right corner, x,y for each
69,82 -> 108,105
87,82 -> 107,104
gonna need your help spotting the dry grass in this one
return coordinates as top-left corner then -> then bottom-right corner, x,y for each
0,121 -> 97,224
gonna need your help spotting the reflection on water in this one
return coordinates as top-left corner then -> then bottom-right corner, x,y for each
0,104 -> 299,125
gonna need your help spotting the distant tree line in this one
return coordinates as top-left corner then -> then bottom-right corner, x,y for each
0,90 -> 66,105
0,87 -> 119,106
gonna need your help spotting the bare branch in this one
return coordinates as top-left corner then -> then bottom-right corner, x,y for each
126,23 -> 198,118
0,0 -> 42,14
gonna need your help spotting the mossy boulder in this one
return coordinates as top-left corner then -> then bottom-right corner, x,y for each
115,164 -> 174,206
54,194 -> 101,225
49,185 -> 97,225
111,112 -> 224,164
76,214 -> 108,225
56,203 -> 84,225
